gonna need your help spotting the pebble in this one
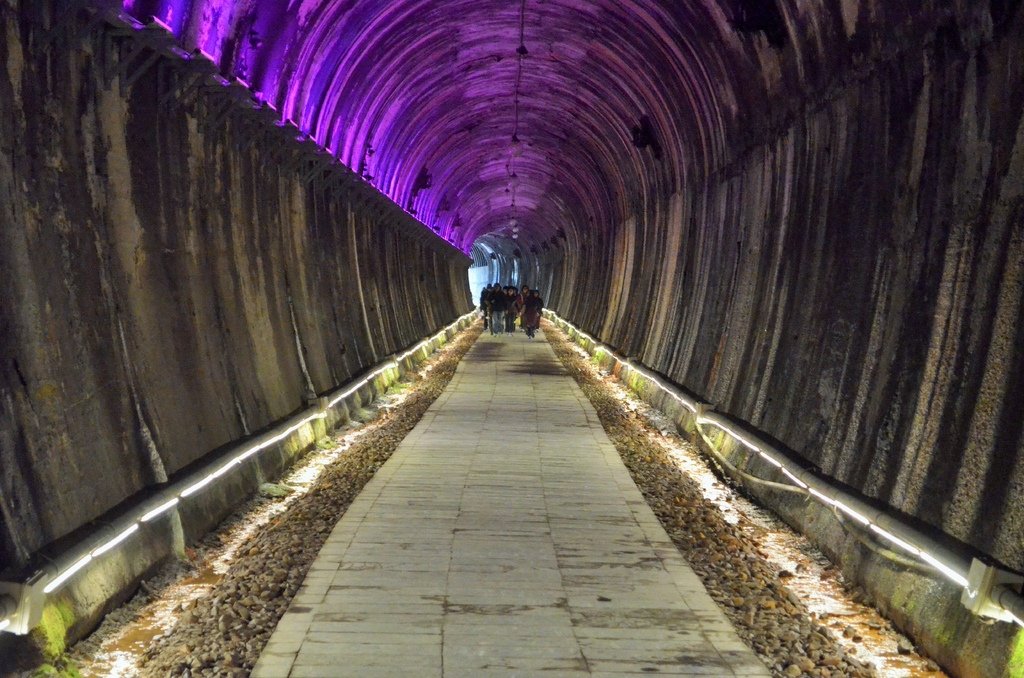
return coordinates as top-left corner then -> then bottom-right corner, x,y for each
547,330 -> 878,678
134,327 -> 482,677
81,327 -> 907,678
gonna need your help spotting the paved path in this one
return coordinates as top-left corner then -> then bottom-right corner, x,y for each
253,329 -> 768,677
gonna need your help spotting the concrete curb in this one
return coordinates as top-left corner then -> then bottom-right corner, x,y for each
0,312 -> 478,655
544,311 -> 1023,678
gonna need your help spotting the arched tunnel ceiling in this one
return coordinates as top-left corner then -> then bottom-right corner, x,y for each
123,0 -> 785,250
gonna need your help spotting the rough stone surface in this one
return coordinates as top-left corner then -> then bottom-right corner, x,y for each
534,7 -> 1024,572
548,315 -> 1023,678
4,0 -> 1022,576
3,1 -> 1024,674
545,324 -> 879,678
130,324 -> 481,677
0,5 -> 470,572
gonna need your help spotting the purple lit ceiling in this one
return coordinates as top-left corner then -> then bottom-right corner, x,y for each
123,0 -> 762,250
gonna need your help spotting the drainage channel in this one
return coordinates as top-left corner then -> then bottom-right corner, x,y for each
64,324 -> 482,678
544,321 -> 946,678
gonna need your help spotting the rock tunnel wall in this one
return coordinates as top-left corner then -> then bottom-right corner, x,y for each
0,7 -> 471,574
537,9 -> 1024,571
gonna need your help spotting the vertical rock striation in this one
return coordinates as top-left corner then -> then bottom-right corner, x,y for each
538,6 -> 1024,573
0,4 -> 471,574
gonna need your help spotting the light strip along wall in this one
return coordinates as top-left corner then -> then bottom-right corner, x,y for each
543,310 -> 1022,627
0,311 -> 477,635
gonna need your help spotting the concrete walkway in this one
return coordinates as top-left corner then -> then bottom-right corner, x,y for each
252,329 -> 768,677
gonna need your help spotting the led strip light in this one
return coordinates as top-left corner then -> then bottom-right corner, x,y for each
544,311 -> 1011,618
35,406 -> 332,596
1,312 -> 476,632
326,321 -> 465,409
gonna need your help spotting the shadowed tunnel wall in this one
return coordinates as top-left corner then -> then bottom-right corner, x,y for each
532,8 -> 1024,574
1,0 -> 1024,672
0,5 -> 471,573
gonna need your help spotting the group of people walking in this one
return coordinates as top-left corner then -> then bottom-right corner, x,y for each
479,284 -> 544,339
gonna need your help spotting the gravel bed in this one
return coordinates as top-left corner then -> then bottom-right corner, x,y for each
544,322 -> 876,678
122,323 -> 482,677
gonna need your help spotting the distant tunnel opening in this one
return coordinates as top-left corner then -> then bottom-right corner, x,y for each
468,236 -> 522,304
2,2 -> 1024,677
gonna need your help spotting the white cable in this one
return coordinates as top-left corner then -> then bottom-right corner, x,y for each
781,468 -> 809,489
919,551 -> 970,588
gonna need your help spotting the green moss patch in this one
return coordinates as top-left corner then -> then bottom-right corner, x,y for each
1008,628 -> 1024,678
28,601 -> 82,677
32,601 -> 76,660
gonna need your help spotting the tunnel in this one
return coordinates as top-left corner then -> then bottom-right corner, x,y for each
1,1 -> 1023,676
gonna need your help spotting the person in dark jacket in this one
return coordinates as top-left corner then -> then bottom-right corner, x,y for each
490,285 -> 509,336
480,284 -> 494,329
504,287 -> 518,334
522,289 -> 543,338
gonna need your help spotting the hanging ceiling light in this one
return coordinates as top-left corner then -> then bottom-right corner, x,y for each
505,1 -> 527,216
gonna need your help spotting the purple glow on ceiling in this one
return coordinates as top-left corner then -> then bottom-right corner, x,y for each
121,1 -> 744,249
130,0 -> 190,35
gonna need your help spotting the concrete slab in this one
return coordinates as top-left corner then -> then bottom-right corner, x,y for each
252,331 -> 768,677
